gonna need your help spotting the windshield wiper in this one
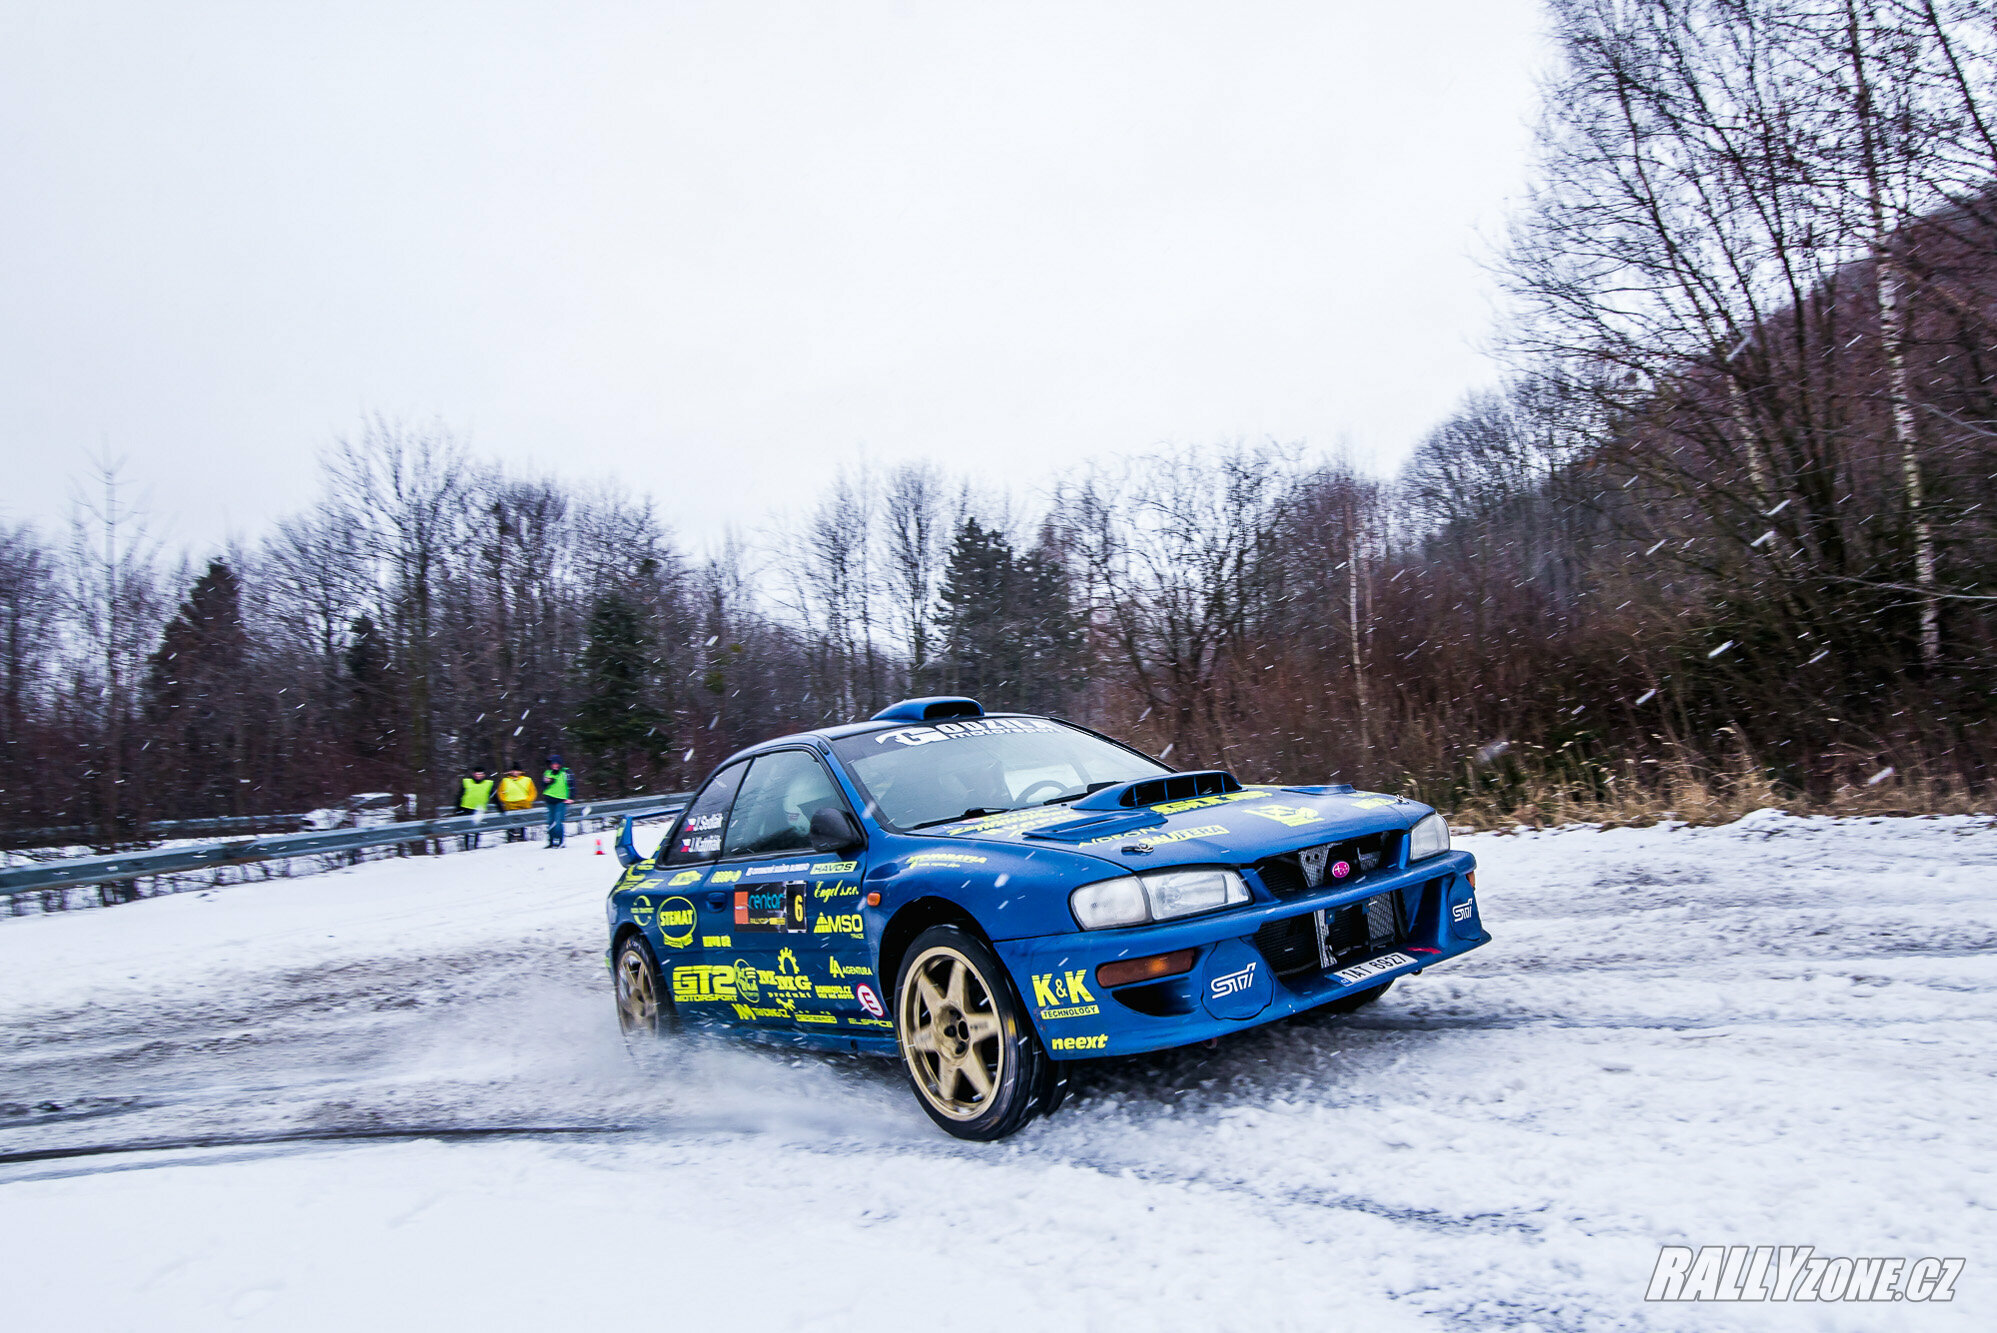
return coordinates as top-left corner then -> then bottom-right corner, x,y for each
909,807 -> 1010,830
1038,781 -> 1120,807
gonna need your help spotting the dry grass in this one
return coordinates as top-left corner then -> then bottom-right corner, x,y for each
1436,751 -> 1990,832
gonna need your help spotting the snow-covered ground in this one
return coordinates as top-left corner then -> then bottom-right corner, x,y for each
2,813 -> 1993,1331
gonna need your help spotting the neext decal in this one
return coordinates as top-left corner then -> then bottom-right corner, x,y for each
1049,1033 -> 1108,1051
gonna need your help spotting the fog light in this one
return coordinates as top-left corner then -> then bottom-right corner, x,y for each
1096,949 -> 1197,989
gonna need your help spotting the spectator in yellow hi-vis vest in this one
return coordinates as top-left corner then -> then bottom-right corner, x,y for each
459,769 -> 495,850
496,764 -> 538,842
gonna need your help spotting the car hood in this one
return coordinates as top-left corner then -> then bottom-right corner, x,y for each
912,784 -> 1424,870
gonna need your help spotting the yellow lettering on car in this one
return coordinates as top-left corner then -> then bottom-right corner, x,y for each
1241,802 -> 1324,828
656,896 -> 697,948
672,966 -> 737,1004
667,869 -> 704,887
815,914 -> 864,936
1030,968 -> 1100,1019
1049,1033 -> 1109,1051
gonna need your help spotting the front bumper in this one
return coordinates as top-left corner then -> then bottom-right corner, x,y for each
995,849 -> 1486,1059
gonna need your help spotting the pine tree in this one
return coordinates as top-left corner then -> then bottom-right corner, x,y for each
143,561 -> 250,819
570,590 -> 671,794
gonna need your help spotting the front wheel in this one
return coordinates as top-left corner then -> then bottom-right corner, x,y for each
1324,977 -> 1394,1014
614,934 -> 670,1037
895,925 -> 1057,1141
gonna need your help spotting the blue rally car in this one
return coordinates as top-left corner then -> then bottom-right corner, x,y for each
606,697 -> 1488,1139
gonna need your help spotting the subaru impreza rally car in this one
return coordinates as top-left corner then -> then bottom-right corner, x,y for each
606,697 -> 1487,1139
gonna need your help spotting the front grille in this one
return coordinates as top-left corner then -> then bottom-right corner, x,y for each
1253,889 -> 1408,981
1256,830 -> 1401,897
1254,912 -> 1321,978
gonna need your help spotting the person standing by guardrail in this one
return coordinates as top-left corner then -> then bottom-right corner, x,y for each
496,764 -> 537,842
459,769 -> 496,850
541,756 -> 570,848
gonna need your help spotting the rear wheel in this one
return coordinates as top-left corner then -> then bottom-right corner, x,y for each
895,925 -> 1055,1141
614,934 -> 669,1037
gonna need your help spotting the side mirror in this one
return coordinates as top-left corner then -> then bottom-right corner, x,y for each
615,816 -> 639,867
808,807 -> 865,854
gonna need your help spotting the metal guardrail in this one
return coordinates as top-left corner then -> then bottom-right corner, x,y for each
2,813 -> 315,850
0,794 -> 688,899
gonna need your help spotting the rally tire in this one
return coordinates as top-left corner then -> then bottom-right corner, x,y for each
1324,977 -> 1394,1014
614,934 -> 671,1038
894,925 -> 1051,1141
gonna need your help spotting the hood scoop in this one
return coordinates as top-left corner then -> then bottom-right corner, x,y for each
1070,770 -> 1242,812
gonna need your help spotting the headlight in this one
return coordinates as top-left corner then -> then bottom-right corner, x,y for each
1070,867 -> 1250,929
1408,811 -> 1450,861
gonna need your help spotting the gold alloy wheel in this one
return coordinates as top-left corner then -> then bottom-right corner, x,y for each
615,944 -> 660,1034
899,945 -> 1007,1120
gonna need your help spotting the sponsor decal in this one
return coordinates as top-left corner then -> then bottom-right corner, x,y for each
1351,796 -> 1395,809
667,869 -> 705,887
1209,961 -> 1258,998
795,1011 -> 838,1025
905,851 -> 989,867
684,811 -> 726,833
1049,1033 -> 1108,1051
1149,789 -> 1268,815
942,807 -> 1074,837
733,959 -> 761,1003
656,896 -> 697,948
1240,802 -> 1324,828
829,958 -> 873,979
875,717 -> 1061,747
1084,822 -> 1228,847
1645,1247 -> 1961,1304
710,869 -> 742,884
1031,968 -> 1100,1021
735,886 -> 808,933
701,934 -> 733,948
855,983 -> 885,1017
813,882 -> 859,900
744,860 -> 816,878
814,983 -> 855,1000
815,913 -> 865,936
672,965 -> 737,1003
630,895 -> 655,927
1451,896 -> 1475,923
811,860 -> 858,875
678,834 -> 722,857
848,1015 -> 894,1029
729,1004 -> 794,1020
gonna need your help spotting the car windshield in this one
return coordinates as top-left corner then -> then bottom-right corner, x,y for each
829,717 -> 1170,831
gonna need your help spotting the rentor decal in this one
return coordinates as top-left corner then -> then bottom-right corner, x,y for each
735,886 -> 808,933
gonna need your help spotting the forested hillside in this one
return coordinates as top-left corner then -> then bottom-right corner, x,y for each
3,0 -> 1993,849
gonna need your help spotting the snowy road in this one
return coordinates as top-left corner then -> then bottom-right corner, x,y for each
3,814 -> 1993,1330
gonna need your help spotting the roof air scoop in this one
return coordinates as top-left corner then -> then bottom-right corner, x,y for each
871,696 -> 985,723
1072,770 -> 1243,811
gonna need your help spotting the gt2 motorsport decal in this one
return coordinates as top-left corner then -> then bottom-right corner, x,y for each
656,896 -> 697,948
1049,1033 -> 1108,1052
1209,961 -> 1258,998
1032,969 -> 1100,1020
1331,951 -> 1414,987
673,965 -> 738,1003
875,717 -> 1060,746
735,886 -> 808,932
855,983 -> 885,1017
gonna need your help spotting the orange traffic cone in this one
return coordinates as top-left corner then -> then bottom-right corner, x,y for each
595,837 -> 604,855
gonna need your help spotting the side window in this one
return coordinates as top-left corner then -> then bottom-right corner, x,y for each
723,751 -> 851,859
662,762 -> 747,865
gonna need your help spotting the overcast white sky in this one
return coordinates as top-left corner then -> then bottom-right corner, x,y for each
1,1 -> 1550,556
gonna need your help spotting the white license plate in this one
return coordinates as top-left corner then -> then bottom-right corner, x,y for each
1331,951 -> 1414,987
